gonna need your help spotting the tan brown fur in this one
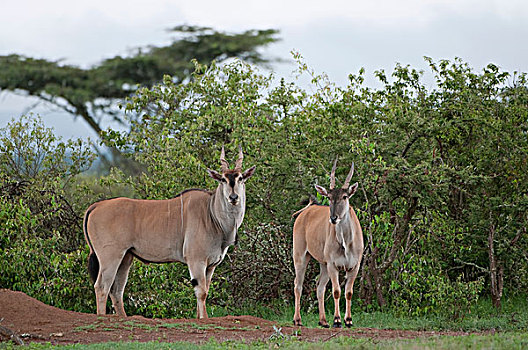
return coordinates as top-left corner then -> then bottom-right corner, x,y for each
292,160 -> 364,328
84,148 -> 255,318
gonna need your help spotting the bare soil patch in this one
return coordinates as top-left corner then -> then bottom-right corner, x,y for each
0,289 -> 475,345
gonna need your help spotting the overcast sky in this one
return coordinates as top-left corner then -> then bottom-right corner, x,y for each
1,0 -> 527,139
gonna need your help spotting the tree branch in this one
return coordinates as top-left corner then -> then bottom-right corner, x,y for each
0,325 -> 24,345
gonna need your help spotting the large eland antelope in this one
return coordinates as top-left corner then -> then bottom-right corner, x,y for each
83,147 -> 255,318
292,158 -> 364,328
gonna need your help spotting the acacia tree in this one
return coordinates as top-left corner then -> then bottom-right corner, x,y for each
0,26 -> 279,166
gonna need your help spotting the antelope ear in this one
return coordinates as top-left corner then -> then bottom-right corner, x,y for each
207,169 -> 224,182
348,182 -> 359,196
242,165 -> 256,180
314,184 -> 329,197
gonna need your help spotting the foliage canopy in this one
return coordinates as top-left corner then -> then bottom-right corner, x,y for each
1,55 -> 527,319
0,26 -> 279,167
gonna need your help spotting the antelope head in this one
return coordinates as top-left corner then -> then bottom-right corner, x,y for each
207,146 -> 256,206
315,158 -> 358,225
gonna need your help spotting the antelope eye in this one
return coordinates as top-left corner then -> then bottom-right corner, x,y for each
343,195 -> 348,200
221,178 -> 227,183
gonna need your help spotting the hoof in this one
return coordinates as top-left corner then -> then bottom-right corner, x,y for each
293,320 -> 303,327
345,317 -> 353,328
318,321 -> 330,328
332,320 -> 342,328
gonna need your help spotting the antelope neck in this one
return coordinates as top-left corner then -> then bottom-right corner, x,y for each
209,186 -> 245,247
334,210 -> 353,237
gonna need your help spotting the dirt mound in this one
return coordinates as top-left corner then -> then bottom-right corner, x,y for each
1,289 -> 94,325
0,289 -> 474,345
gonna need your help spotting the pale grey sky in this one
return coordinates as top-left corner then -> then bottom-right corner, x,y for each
1,0 -> 527,139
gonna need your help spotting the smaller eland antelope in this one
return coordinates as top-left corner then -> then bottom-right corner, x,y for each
292,158 -> 364,328
83,147 -> 255,318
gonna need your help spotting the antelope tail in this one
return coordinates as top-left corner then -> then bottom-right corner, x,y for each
84,205 -> 99,283
88,252 -> 99,283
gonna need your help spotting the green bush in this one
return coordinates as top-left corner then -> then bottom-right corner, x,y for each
0,115 -> 96,252
1,57 -> 527,320
124,262 -> 197,318
0,115 -> 96,311
389,258 -> 484,318
101,57 -> 527,317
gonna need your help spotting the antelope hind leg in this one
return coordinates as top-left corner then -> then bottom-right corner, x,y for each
344,264 -> 360,328
94,252 -> 126,315
292,253 -> 310,326
109,252 -> 134,317
316,263 -> 330,328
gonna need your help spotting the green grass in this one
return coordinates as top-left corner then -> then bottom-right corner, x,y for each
223,296 -> 528,332
2,333 -> 528,349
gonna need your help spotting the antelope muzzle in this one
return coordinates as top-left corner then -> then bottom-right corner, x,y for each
229,193 -> 239,205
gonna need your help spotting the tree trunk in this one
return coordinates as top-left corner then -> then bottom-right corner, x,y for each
488,223 -> 503,310
360,197 -> 418,308
359,247 -> 386,307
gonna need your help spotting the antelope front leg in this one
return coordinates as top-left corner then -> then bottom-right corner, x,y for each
344,264 -> 360,328
201,265 -> 217,318
205,265 -> 217,291
188,262 -> 208,319
327,264 -> 342,328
